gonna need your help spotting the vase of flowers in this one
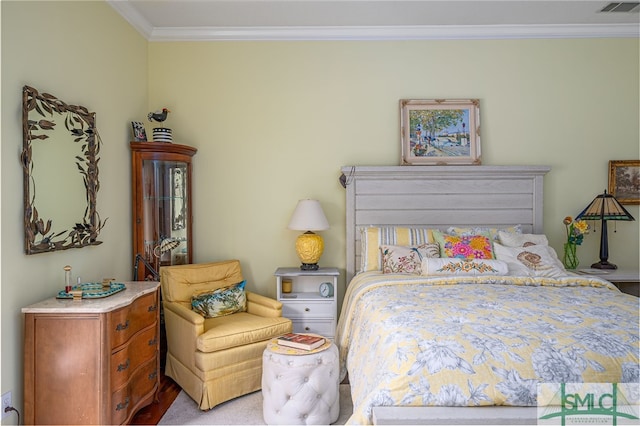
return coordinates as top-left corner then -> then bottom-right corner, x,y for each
562,216 -> 589,269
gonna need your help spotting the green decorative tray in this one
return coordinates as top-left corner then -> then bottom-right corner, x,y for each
56,282 -> 126,299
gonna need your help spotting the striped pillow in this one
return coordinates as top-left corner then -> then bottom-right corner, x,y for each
359,226 -> 435,272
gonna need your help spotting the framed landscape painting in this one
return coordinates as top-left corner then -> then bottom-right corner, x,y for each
609,160 -> 640,205
400,99 -> 481,165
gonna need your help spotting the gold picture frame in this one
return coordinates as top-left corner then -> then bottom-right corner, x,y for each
400,99 -> 481,165
608,160 -> 640,205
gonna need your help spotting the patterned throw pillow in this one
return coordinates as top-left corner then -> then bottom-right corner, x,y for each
447,225 -> 522,241
359,226 -> 434,272
380,244 -> 440,274
498,231 -> 549,247
191,280 -> 247,318
421,258 -> 509,276
493,243 -> 566,278
433,230 -> 494,259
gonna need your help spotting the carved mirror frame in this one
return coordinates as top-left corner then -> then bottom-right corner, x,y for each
22,85 -> 107,254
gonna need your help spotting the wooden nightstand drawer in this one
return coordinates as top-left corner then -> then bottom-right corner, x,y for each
283,301 -> 333,318
291,318 -> 335,338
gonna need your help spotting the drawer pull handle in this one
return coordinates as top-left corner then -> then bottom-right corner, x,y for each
148,337 -> 157,346
148,371 -> 158,380
305,327 -> 310,331
116,397 -> 130,411
116,320 -> 129,331
148,304 -> 157,312
305,308 -> 310,312
117,358 -> 130,372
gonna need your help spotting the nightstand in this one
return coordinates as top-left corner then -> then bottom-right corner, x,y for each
275,267 -> 339,340
578,269 -> 640,297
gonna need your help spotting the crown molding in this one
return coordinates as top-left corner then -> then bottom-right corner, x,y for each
106,2 -> 639,42
147,23 -> 639,41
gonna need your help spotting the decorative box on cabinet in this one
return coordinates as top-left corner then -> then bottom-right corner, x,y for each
22,282 -> 161,425
130,142 -> 197,280
275,267 -> 339,340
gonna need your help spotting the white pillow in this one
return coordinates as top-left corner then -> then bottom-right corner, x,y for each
381,244 -> 440,274
498,231 -> 549,247
493,243 -> 566,278
421,258 -> 509,276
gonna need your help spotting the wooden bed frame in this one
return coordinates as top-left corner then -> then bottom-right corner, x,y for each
340,165 -> 551,425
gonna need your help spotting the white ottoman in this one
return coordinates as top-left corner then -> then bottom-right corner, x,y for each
262,338 -> 340,425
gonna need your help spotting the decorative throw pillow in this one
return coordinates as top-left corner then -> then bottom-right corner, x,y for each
447,225 -> 522,241
359,226 -> 434,272
493,243 -> 566,278
433,230 -> 495,259
498,231 -> 549,247
380,244 -> 440,274
191,280 -> 247,318
421,258 -> 509,276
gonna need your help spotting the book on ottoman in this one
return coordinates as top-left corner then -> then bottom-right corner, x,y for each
277,333 -> 325,351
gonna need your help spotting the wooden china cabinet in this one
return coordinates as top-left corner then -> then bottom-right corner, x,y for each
130,142 -> 197,280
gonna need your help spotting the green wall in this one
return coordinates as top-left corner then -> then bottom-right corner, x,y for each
1,1 -> 148,421
2,1 -> 639,422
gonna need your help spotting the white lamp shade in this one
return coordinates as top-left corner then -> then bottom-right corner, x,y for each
287,199 -> 329,231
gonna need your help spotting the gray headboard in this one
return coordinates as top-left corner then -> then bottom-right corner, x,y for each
341,165 -> 551,283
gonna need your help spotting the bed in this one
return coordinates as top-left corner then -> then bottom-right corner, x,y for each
335,165 -> 639,425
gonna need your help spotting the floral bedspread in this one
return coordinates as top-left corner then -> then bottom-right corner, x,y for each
335,271 -> 640,424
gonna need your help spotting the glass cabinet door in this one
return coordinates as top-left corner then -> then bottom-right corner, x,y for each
131,142 -> 197,280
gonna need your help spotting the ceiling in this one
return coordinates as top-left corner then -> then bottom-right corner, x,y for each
108,0 -> 640,41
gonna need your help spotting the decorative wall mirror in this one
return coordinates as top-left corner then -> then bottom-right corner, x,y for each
22,85 -> 107,254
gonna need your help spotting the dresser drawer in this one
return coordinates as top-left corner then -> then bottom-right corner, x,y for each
110,358 -> 158,425
111,324 -> 158,390
291,318 -> 334,338
108,291 -> 158,349
282,301 -> 333,318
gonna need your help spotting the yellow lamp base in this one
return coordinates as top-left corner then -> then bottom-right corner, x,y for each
295,231 -> 324,270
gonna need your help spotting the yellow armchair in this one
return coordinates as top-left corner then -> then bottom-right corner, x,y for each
160,260 -> 292,410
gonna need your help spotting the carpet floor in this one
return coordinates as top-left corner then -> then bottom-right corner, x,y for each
159,384 -> 353,425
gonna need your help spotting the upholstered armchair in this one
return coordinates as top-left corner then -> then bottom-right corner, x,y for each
160,260 -> 292,410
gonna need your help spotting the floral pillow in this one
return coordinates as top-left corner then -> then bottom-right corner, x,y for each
498,231 -> 549,247
493,243 -> 566,278
433,230 -> 494,259
447,225 -> 522,241
380,244 -> 440,274
191,280 -> 247,318
421,258 -> 509,276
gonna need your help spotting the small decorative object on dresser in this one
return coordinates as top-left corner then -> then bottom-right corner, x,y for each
562,216 -> 589,269
609,160 -> 640,205
275,267 -> 339,340
131,121 -> 147,141
400,99 -> 481,165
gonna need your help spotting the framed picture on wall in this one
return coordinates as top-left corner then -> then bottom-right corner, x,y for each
400,99 -> 481,165
608,160 -> 640,205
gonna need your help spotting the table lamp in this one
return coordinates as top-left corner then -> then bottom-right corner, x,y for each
287,199 -> 329,270
575,190 -> 635,269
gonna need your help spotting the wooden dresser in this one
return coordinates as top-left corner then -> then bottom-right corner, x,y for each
22,282 -> 160,425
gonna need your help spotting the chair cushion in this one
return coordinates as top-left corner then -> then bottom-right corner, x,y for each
161,260 -> 243,308
197,312 -> 293,353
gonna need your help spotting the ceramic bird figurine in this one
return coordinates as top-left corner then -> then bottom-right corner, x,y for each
148,108 -> 170,123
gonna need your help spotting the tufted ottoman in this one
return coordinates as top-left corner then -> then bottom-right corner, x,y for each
262,337 -> 340,425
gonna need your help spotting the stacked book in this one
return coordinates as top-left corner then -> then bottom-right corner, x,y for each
277,333 -> 325,351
